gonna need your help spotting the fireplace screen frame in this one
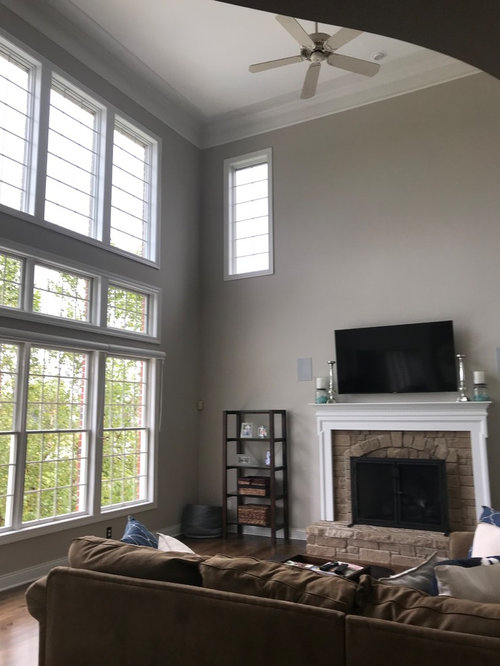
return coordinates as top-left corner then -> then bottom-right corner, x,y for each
350,457 -> 450,532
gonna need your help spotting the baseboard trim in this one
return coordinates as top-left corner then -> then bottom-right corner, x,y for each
0,556 -> 68,592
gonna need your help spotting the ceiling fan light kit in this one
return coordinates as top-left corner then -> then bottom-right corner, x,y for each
249,15 -> 381,100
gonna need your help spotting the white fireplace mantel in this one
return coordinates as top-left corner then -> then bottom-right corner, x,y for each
315,401 -> 491,522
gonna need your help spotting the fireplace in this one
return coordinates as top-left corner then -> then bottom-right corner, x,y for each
350,457 -> 449,532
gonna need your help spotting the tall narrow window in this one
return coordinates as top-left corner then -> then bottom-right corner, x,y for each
0,251 -> 23,309
44,79 -> 100,237
0,342 -> 19,529
33,264 -> 91,322
23,346 -> 89,523
110,120 -> 155,259
0,45 -> 34,212
101,356 -> 149,508
224,148 -> 273,279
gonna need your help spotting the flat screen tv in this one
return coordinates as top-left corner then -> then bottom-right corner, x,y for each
335,320 -> 458,394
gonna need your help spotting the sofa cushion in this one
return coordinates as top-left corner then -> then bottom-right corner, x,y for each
378,551 -> 440,594
69,535 -> 207,585
435,562 -> 500,602
200,554 -> 357,612
355,574 -> 500,639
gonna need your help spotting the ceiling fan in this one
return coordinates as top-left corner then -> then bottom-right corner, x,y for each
249,15 -> 381,100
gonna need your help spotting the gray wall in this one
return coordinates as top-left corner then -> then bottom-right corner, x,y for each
199,72 -> 500,535
0,8 -> 202,576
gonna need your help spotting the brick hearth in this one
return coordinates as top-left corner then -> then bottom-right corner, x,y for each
306,521 -> 450,569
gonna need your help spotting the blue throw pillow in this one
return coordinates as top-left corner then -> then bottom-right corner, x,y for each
479,505 -> 500,527
120,516 -> 158,548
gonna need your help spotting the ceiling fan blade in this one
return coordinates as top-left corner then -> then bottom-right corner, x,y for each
327,53 -> 380,77
276,15 -> 315,49
324,28 -> 363,51
300,62 -> 321,99
249,55 -> 303,73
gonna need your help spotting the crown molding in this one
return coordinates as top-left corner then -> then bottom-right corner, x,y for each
201,53 -> 478,147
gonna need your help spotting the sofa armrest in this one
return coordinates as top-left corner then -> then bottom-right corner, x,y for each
448,531 -> 474,559
25,575 -> 48,622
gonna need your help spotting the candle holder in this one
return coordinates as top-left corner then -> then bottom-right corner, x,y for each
327,360 -> 337,403
456,354 -> 469,402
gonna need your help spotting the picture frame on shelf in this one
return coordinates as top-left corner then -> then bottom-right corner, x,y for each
240,422 -> 254,438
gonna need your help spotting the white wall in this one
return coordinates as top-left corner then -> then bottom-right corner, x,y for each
199,73 -> 500,535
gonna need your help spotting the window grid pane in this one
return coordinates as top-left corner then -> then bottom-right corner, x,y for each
0,46 -> 33,212
110,123 -> 152,258
0,251 -> 23,309
0,342 -> 19,529
44,81 -> 99,237
23,346 -> 88,523
230,160 -> 270,276
107,284 -> 149,333
33,264 -> 91,322
102,356 -> 148,508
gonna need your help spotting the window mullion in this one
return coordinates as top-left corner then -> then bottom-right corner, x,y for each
87,351 -> 105,517
11,343 -> 30,529
32,65 -> 51,220
100,111 -> 114,246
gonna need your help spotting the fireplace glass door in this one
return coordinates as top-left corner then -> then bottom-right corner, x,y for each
350,457 -> 449,532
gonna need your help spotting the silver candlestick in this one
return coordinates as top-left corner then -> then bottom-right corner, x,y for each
456,353 -> 469,402
327,360 -> 337,403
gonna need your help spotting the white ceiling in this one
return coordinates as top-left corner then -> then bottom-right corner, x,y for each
3,0 -> 478,147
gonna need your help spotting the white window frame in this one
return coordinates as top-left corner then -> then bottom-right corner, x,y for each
0,32 -> 160,266
0,243 -> 160,342
224,148 -> 274,281
0,332 -> 162,544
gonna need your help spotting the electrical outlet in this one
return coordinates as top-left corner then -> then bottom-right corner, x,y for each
106,526 -> 112,538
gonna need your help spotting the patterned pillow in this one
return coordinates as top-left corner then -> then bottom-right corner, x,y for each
479,505 -> 500,527
121,515 -> 158,548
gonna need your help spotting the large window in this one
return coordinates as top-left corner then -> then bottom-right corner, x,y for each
0,339 -> 158,535
224,148 -> 274,280
0,36 -> 159,263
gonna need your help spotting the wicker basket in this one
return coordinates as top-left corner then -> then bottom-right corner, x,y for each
238,476 -> 270,497
238,504 -> 270,526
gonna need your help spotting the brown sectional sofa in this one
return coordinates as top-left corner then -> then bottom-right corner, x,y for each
26,533 -> 500,666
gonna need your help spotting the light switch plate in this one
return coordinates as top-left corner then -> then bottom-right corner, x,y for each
297,357 -> 313,381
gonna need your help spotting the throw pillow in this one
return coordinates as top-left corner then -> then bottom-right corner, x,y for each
200,554 -> 357,613
479,505 -> 500,527
471,522 -> 500,557
69,535 -> 207,585
378,551 -> 440,594
356,574 -> 500,639
435,562 -> 500,602
157,533 -> 195,553
120,515 -> 158,548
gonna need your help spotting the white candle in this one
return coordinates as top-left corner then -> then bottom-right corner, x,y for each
316,376 -> 329,389
473,371 -> 485,384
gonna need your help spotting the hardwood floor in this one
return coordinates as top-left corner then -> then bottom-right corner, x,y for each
0,534 -> 305,666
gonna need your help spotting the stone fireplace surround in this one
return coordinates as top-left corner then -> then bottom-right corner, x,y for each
306,402 -> 491,568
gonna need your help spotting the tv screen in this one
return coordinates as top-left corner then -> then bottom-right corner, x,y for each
335,320 -> 458,394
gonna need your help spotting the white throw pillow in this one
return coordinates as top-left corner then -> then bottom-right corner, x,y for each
471,522 -> 500,557
157,533 -> 195,553
436,562 -> 500,602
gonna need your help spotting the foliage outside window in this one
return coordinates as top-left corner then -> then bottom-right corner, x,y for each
0,340 -> 156,534
102,356 -> 148,508
224,148 -> 274,280
0,252 -> 23,309
33,264 -> 91,322
0,35 -> 159,263
107,284 -> 149,333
